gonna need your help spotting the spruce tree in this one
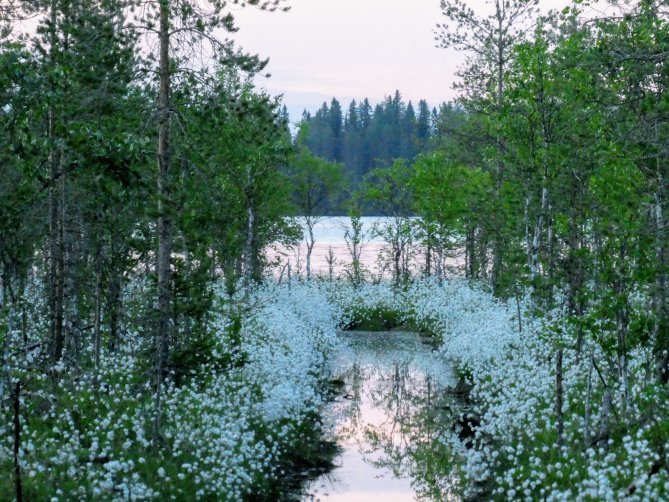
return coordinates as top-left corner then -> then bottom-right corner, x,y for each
416,99 -> 431,150
329,97 -> 344,162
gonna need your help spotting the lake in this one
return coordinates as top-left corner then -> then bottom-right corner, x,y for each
267,217 -> 425,279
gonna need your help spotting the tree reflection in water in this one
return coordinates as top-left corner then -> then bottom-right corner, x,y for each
303,332 -> 462,501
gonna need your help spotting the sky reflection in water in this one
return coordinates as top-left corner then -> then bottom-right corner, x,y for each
302,332 -> 461,501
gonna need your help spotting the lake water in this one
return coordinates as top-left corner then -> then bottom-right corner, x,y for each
267,216 -> 436,279
301,331 -> 461,501
298,217 -> 388,245
267,217 -> 465,280
268,217 -> 418,279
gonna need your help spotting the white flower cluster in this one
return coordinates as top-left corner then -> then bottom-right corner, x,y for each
3,276 -> 666,500
0,280 -> 341,500
330,278 -> 669,501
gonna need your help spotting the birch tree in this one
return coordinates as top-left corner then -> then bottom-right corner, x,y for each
290,124 -> 344,279
436,0 -> 539,293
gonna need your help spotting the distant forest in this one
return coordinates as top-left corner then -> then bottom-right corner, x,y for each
298,90 -> 461,210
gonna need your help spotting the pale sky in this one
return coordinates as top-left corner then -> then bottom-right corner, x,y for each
229,0 -> 570,122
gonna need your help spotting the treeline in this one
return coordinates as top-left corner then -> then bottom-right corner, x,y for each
298,91 -> 459,199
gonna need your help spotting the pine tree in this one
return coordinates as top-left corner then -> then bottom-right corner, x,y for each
345,99 -> 359,132
358,98 -> 373,176
344,99 -> 360,182
306,102 -> 334,159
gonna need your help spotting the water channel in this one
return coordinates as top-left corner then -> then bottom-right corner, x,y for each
301,331 -> 462,501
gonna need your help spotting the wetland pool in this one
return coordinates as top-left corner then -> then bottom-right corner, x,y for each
300,331 -> 463,502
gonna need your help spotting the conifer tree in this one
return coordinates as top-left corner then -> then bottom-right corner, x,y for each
416,99 -> 431,149
329,97 -> 344,162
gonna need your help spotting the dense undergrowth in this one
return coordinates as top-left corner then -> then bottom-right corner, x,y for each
334,279 -> 669,500
0,280 -> 341,500
2,278 -> 668,500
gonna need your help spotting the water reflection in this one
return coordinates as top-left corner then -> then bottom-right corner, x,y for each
302,332 -> 462,501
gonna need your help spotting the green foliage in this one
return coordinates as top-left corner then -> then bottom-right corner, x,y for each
341,306 -> 405,332
343,210 -> 367,287
362,159 -> 414,217
412,152 -> 491,235
289,126 -> 345,217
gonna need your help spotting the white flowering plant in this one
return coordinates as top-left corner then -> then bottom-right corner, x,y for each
330,278 -> 669,500
0,279 -> 340,500
2,276 -> 667,500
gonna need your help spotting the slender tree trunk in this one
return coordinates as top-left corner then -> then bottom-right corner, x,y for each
478,227 -> 488,279
464,239 -> 469,279
403,234 -> 411,283
654,173 -> 669,384
583,356 -> 593,447
597,388 -> 612,444
94,245 -> 102,373
58,153 -> 68,355
425,227 -> 432,277
0,264 -> 4,311
305,220 -> 315,279
326,246 -> 335,281
108,238 -> 121,352
19,276 -> 27,345
154,0 -> 172,441
0,301 -> 10,415
394,243 -> 401,287
546,202 -> 555,283
47,0 -> 63,363
514,289 -> 522,333
530,185 -> 549,288
491,217 -> 503,291
491,10 -> 506,294
525,192 -> 531,267
614,244 -> 631,411
243,196 -> 255,291
48,125 -> 65,365
566,183 -> 585,352
466,224 -> 476,279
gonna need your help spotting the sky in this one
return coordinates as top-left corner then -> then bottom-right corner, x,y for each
229,0 -> 570,123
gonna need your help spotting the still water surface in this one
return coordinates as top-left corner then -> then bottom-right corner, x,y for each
277,217 -> 387,277
268,217 -> 464,279
269,217 -> 410,277
302,332 -> 461,502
